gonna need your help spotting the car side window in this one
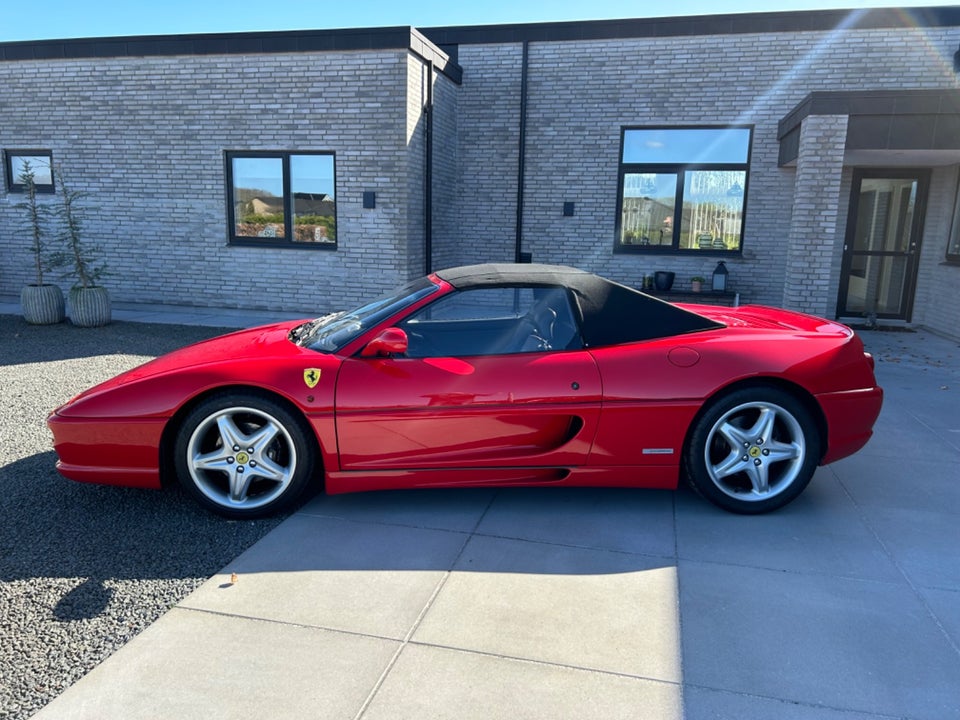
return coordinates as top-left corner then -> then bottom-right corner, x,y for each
399,286 -> 582,358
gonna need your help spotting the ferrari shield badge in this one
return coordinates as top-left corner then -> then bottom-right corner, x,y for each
303,368 -> 321,388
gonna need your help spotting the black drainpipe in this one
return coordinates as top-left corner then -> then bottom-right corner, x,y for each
424,60 -> 435,275
514,41 -> 530,263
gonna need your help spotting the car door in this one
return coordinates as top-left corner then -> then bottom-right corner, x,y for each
334,286 -> 602,473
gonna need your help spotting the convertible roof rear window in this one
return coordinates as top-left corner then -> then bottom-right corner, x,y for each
435,264 -> 722,346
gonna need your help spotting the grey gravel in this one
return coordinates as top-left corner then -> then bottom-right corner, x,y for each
0,315 -> 284,719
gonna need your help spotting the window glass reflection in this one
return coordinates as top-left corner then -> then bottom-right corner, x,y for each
11,155 -> 53,185
622,128 -> 751,164
232,157 -> 285,238
679,171 -> 746,251
291,154 -> 336,243
620,173 -> 677,247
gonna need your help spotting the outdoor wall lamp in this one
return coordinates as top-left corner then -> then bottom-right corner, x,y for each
712,261 -> 729,292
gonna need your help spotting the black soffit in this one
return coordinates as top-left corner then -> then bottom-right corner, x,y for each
777,89 -> 960,165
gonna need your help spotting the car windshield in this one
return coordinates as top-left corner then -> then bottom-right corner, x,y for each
294,276 -> 440,353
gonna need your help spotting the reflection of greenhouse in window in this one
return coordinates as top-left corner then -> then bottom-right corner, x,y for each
680,171 -> 745,251
620,173 -> 676,246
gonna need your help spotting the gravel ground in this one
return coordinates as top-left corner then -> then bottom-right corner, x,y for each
0,315 -> 284,719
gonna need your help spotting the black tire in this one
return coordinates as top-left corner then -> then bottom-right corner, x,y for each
173,391 -> 317,519
684,386 -> 820,514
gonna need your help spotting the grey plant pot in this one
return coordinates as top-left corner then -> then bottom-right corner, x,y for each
21,284 -> 66,325
69,286 -> 112,328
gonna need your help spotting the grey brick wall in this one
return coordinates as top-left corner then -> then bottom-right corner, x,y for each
782,115 -> 848,317
0,50 -> 419,313
405,56 -> 427,281
913,164 -> 960,341
451,25 -> 960,310
436,43 -> 523,267
430,64 -> 460,272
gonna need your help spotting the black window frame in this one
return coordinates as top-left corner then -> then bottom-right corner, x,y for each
225,150 -> 337,250
946,172 -> 960,265
614,125 -> 753,256
4,149 -> 55,194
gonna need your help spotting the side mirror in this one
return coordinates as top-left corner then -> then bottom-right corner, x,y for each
361,327 -> 408,357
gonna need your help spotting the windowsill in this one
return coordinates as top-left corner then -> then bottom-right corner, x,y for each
228,240 -> 338,250
940,259 -> 960,267
614,246 -> 742,256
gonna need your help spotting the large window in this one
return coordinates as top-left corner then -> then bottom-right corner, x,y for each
4,150 -> 54,194
615,127 -> 752,255
226,151 -> 336,248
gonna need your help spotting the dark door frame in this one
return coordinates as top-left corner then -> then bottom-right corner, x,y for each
836,167 -> 930,322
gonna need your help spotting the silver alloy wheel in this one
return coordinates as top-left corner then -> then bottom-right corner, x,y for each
185,405 -> 297,510
703,400 -> 806,502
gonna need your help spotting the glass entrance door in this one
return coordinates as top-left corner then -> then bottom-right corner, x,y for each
837,170 -> 928,321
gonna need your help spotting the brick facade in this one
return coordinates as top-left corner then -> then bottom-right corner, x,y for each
2,10 -> 960,338
782,115 -> 849,317
0,43 -> 452,314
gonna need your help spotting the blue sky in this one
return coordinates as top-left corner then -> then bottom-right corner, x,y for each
2,0 -> 956,42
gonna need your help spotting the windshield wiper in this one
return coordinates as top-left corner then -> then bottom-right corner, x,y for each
291,312 -> 342,346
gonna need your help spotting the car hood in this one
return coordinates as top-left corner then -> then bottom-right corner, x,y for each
63,320 -> 310,405
123,321 -> 309,381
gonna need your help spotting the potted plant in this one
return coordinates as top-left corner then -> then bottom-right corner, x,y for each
52,166 -> 111,327
654,271 -> 675,292
691,276 -> 705,293
17,160 -> 65,324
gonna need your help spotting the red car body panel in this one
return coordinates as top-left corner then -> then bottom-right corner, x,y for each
48,267 -> 883,500
335,351 -> 601,470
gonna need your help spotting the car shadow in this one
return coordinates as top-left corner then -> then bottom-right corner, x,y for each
0,450 -> 286,619
2,451 -> 679,615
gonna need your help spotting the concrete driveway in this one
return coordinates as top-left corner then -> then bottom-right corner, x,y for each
34,329 -> 960,720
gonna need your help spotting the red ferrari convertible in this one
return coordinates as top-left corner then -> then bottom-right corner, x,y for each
48,264 -> 882,518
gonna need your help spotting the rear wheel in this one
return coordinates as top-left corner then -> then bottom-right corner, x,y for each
685,387 -> 820,514
173,392 -> 316,519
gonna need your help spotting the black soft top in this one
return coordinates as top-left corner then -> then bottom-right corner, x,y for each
434,263 -> 723,347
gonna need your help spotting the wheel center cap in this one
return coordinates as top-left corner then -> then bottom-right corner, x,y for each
235,451 -> 250,464
748,446 -> 762,458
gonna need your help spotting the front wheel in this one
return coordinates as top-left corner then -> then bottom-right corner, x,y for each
684,387 -> 820,514
173,392 -> 317,519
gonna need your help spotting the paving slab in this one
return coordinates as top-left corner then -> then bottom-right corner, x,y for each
679,559 -> 960,720
475,486 -> 677,557
413,534 -> 681,682
857,403 -> 960,462
920,586 -> 960,651
856,507 -> 960,591
363,643 -> 682,720
675,469 -> 902,582
830,453 -> 960,514
179,513 -> 468,639
32,607 -> 399,720
682,686 -> 888,720
299,487 -> 496,533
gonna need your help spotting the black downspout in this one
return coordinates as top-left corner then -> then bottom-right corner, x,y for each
424,60 -> 434,275
515,41 -> 529,263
